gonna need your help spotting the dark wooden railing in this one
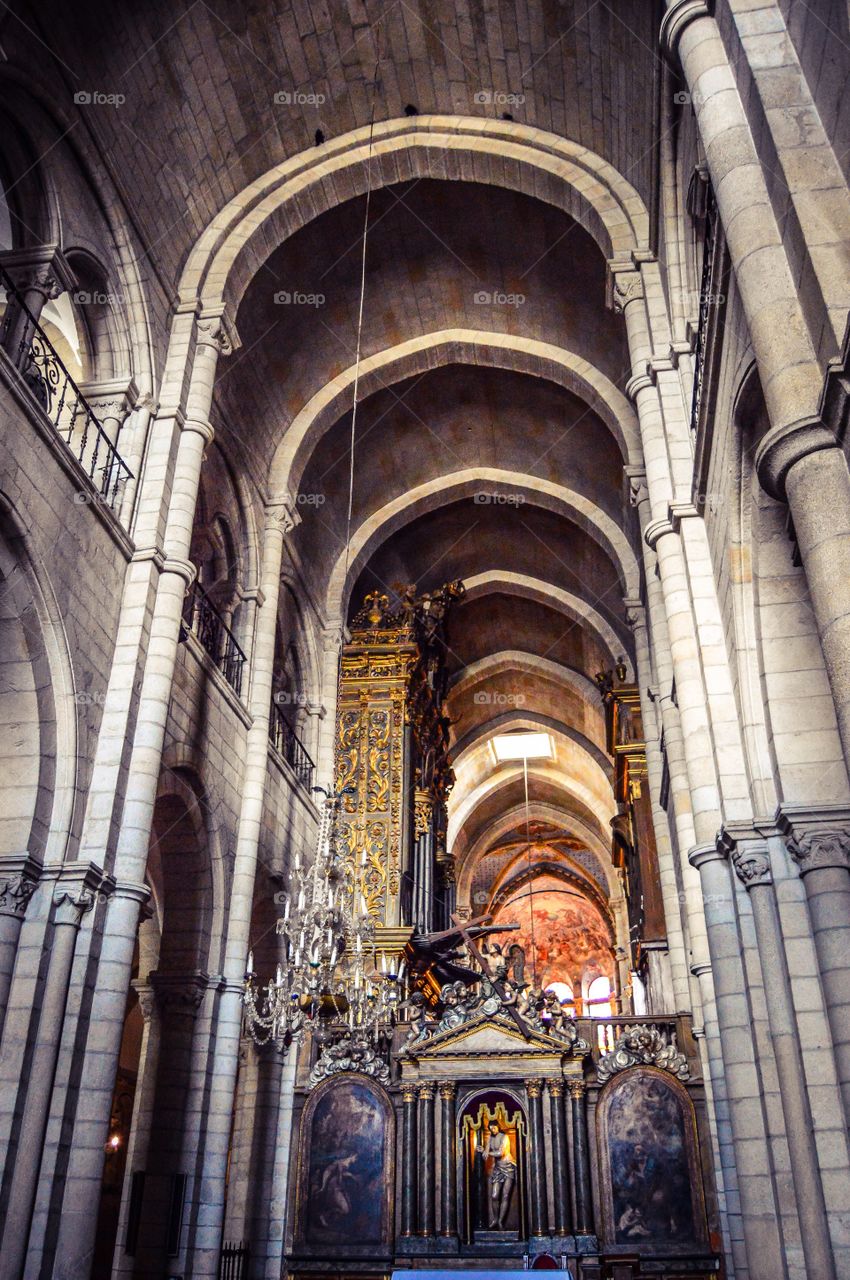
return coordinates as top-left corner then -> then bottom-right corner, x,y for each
270,701 -> 315,791
182,581 -> 247,696
0,264 -> 133,509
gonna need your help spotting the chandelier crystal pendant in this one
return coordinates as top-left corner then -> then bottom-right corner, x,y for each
242,794 -> 407,1050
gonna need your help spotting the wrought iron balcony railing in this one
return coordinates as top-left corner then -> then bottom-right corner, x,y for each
182,581 -> 247,696
0,264 -> 133,510
689,185 -> 719,437
269,701 -> 315,791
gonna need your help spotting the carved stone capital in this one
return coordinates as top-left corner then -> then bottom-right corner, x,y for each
438,1081 -> 457,1101
417,1082 -> 436,1100
0,859 -> 39,920
626,468 -> 648,508
53,887 -> 95,927
717,826 -> 773,889
0,244 -> 77,300
548,1080 -> 564,1099
787,829 -> 850,875
566,1079 -> 586,1101
195,308 -> 240,357
150,971 -> 208,1013
132,982 -> 157,1023
266,492 -> 301,534
78,376 -> 139,427
524,1078 -> 543,1099
608,269 -> 644,315
401,1083 -> 418,1103
778,805 -> 850,876
623,597 -> 645,631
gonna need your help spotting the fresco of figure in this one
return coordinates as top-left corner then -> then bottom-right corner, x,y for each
478,1121 -> 517,1228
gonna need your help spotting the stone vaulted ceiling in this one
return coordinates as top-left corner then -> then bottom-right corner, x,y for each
10,0 -> 663,932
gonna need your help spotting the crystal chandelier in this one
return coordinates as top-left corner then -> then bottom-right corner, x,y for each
243,794 -> 407,1049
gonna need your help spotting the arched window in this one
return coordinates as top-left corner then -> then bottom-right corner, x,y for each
586,975 -> 612,1018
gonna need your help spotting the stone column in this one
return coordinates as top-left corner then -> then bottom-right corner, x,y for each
181,498 -> 299,1279
0,858 -> 38,1039
568,1081 -> 593,1235
719,828 -> 838,1280
417,1083 -> 436,1237
663,1 -> 850,774
779,807 -> 850,1126
777,447 -> 850,770
525,1079 -> 547,1237
0,885 -> 94,1280
400,1084 -> 418,1239
547,1082 -> 570,1237
438,1081 -> 458,1240
49,310 -> 234,1277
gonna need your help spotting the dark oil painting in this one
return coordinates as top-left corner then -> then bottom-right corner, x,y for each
602,1070 -> 703,1248
304,1078 -> 388,1245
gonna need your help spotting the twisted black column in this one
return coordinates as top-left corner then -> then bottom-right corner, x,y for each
438,1081 -> 458,1238
569,1080 -> 593,1233
401,1084 -> 418,1238
548,1081 -> 570,1236
525,1078 -> 547,1237
418,1083 -> 436,1236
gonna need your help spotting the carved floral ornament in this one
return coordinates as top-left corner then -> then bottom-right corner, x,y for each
596,1025 -> 690,1085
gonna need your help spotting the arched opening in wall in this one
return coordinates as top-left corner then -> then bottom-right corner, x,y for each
0,516 -> 57,867
184,451 -> 251,693
0,107 -> 50,253
94,782 -> 213,1278
91,940 -> 144,1280
270,584 -> 315,780
224,866 -> 284,1248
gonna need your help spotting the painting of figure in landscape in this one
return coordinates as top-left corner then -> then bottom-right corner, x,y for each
303,1078 -> 389,1245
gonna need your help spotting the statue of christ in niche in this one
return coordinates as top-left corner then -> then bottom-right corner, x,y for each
479,1121 -> 517,1229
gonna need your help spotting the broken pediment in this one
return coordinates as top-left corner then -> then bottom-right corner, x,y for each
399,1011 -> 585,1064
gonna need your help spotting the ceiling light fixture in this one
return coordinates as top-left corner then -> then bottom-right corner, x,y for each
490,731 -> 554,763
